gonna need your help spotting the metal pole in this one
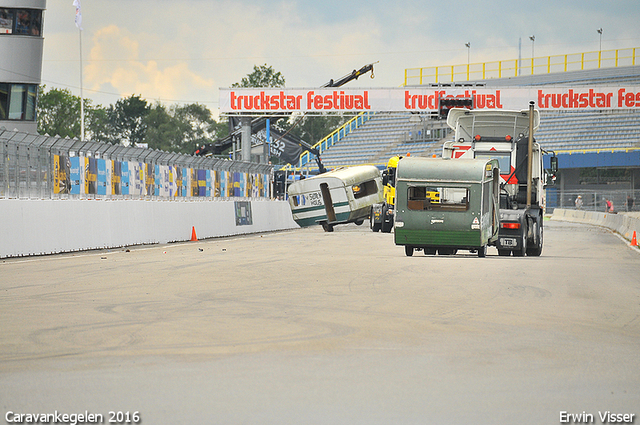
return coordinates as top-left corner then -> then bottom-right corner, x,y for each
79,30 -> 84,141
526,101 -> 534,208
264,118 -> 270,164
241,117 -> 251,162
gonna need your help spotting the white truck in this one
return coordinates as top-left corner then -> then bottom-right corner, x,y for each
442,103 -> 557,256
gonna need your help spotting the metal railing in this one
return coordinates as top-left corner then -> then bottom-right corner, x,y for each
546,188 -> 639,213
0,129 -> 273,200
404,47 -> 639,86
281,111 -> 373,172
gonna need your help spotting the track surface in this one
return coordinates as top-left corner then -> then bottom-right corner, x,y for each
1,220 -> 639,424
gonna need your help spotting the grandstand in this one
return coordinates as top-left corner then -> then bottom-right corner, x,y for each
318,112 -> 449,168
295,56 -> 640,194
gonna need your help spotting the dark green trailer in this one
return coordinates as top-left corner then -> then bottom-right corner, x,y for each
394,157 -> 500,257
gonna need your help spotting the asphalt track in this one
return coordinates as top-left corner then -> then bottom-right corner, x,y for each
1,219 -> 639,424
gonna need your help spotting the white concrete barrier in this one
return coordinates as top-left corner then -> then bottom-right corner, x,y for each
0,199 -> 299,258
551,208 -> 640,244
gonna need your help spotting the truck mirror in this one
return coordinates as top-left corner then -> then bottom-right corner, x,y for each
545,170 -> 557,186
382,169 -> 390,186
550,156 -> 558,174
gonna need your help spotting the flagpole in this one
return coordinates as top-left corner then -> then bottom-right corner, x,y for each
74,0 -> 84,141
79,29 -> 84,141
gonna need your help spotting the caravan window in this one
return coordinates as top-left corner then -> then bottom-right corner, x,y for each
291,195 -> 305,207
407,186 -> 469,212
352,179 -> 377,199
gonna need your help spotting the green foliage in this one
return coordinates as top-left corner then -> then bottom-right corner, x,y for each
144,103 -> 223,154
37,86 -> 82,138
232,64 -> 285,88
37,87 -> 229,154
280,113 -> 346,145
36,64 -> 344,158
108,95 -> 150,146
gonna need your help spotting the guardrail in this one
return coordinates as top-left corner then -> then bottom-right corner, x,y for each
281,111 -> 372,172
0,129 -> 273,200
551,208 -> 640,245
404,47 -> 639,86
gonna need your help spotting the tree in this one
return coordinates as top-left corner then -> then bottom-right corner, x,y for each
232,64 -> 285,88
108,94 -> 149,146
144,103 -> 184,152
172,103 -> 215,151
283,113 -> 346,145
143,103 -> 227,154
37,85 -> 82,138
85,105 -> 113,144
37,85 -> 112,142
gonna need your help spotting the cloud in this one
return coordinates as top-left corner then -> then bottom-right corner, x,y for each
84,25 -> 215,104
40,0 -> 640,110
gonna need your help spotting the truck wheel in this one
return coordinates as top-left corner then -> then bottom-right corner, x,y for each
477,246 -> 487,258
370,214 -> 381,232
498,249 -> 511,256
381,205 -> 393,233
405,246 -> 414,256
526,224 -> 543,256
513,237 -> 526,257
424,248 -> 436,255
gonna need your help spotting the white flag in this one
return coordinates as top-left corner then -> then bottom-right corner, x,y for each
73,0 -> 83,30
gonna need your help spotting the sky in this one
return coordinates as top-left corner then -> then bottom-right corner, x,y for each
41,0 -> 640,116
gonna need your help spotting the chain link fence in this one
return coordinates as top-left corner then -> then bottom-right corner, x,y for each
546,187 -> 639,213
0,129 -> 274,201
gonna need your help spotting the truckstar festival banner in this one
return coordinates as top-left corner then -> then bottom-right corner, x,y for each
219,87 -> 640,113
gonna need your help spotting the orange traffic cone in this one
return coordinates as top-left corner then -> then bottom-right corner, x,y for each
631,231 -> 638,247
190,226 -> 198,242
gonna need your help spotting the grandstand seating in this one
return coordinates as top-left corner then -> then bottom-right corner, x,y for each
306,65 -> 640,170
536,109 -> 640,152
319,113 -> 451,169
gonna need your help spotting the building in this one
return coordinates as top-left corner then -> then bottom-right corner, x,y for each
0,0 -> 45,133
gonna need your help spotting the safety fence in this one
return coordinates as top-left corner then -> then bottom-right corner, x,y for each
405,47 -> 639,86
546,188 -> 639,213
0,129 -> 273,200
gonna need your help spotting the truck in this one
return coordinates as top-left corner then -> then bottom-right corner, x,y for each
370,155 -> 401,233
442,102 -> 558,256
394,157 -> 500,257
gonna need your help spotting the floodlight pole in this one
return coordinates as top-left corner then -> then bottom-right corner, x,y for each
597,28 -> 603,68
529,35 -> 535,75
465,43 -> 471,80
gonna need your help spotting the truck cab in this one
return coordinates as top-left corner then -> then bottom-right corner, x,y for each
443,107 -> 556,256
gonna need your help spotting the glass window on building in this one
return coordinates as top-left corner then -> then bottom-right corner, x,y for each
0,8 -> 42,36
0,84 -> 8,119
0,83 -> 37,121
0,8 -> 14,34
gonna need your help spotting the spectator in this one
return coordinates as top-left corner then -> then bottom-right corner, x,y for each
605,198 -> 614,213
575,195 -> 583,209
627,195 -> 634,211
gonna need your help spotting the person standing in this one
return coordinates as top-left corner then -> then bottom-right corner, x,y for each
575,195 -> 583,209
605,198 -> 614,213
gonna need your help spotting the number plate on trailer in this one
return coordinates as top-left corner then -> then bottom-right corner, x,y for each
500,238 -> 517,247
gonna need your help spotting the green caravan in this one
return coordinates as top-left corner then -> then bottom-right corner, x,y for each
287,165 -> 383,232
394,157 -> 500,257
